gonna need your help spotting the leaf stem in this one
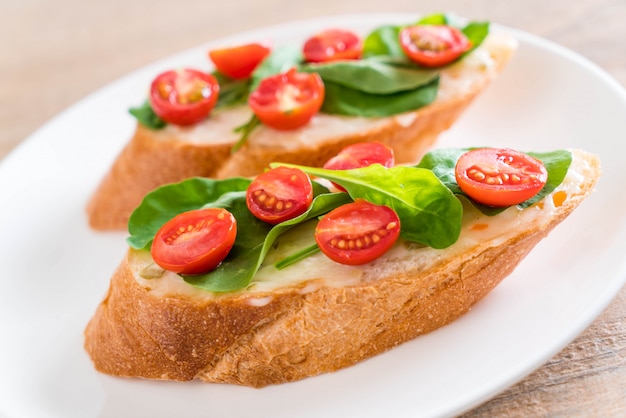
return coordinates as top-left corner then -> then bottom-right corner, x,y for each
274,244 -> 321,270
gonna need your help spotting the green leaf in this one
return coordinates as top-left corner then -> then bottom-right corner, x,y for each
320,76 -> 439,117
212,71 -> 251,110
523,150 -> 572,208
127,177 -> 252,249
415,148 -> 573,215
251,45 -> 303,91
416,13 -> 448,25
126,173 -> 350,292
362,14 -> 490,65
183,191 -> 275,292
272,163 -> 463,249
128,100 -> 166,130
302,59 -> 438,95
462,22 -> 490,55
415,148 -> 466,194
362,24 -> 405,58
184,191 -> 352,292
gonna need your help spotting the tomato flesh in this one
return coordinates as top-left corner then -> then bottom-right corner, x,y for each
324,142 -> 395,171
399,25 -> 471,67
149,69 -> 219,126
323,141 -> 395,191
315,200 -> 400,265
151,208 -> 237,275
303,28 -> 362,63
455,148 -> 548,207
247,166 -> 313,224
248,68 -> 325,130
208,42 -> 271,79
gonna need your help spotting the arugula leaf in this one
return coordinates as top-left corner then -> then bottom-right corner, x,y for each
128,100 -> 166,130
184,191 -> 352,292
415,148 -> 573,215
272,163 -> 463,249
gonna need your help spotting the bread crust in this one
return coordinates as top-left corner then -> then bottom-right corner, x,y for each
86,35 -> 517,230
86,126 -> 233,230
84,150 -> 600,387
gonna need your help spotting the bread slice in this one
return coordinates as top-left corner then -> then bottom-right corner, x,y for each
84,149 -> 600,388
86,33 -> 518,230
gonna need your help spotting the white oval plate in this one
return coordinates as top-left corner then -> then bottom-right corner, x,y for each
1,13 -> 625,418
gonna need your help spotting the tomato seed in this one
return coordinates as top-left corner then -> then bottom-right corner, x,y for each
468,168 -> 486,181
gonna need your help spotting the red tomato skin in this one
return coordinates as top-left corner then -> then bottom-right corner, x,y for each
324,142 -> 395,171
323,142 -> 395,191
248,68 -> 325,130
151,208 -> 237,275
315,200 -> 401,265
303,28 -> 362,63
399,25 -> 471,67
455,148 -> 549,207
149,69 -> 219,126
246,166 -> 313,224
208,42 -> 271,79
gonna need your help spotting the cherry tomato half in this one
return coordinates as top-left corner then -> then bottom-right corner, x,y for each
399,25 -> 471,67
208,42 -> 271,79
455,148 -> 548,207
151,208 -> 237,275
323,142 -> 395,191
315,200 -> 401,265
246,166 -> 313,224
324,142 -> 395,170
149,68 -> 219,126
248,68 -> 325,130
303,28 -> 362,63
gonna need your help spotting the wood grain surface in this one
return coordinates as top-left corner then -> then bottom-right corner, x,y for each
2,0 -> 625,416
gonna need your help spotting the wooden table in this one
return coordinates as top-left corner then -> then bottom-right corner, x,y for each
2,0 -> 625,416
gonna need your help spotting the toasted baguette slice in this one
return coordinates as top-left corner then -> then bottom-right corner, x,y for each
84,149 -> 600,388
86,34 -> 517,230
